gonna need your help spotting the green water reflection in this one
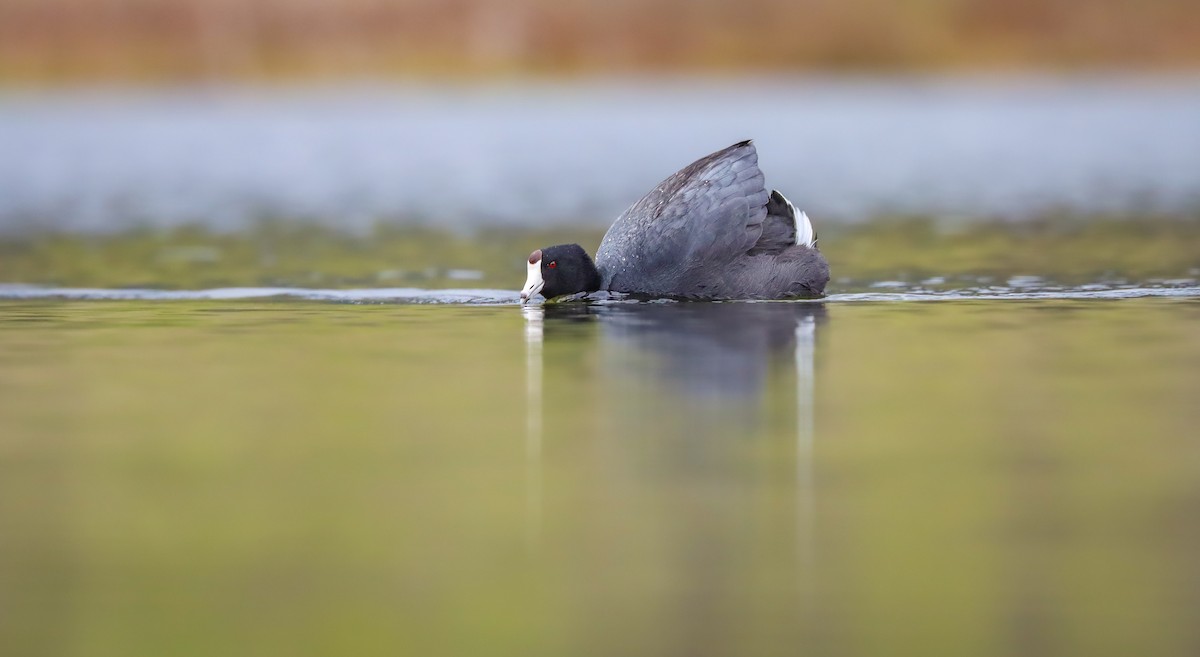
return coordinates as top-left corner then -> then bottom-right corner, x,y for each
3,215 -> 1198,291
1,298 -> 1198,657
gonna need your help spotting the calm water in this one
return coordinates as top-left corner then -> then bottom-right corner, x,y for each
3,74 -> 1199,656
2,293 -> 1199,657
3,76 -> 1200,234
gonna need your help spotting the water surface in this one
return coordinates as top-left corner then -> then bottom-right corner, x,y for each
2,294 -> 1198,657
3,77 -> 1199,233
4,74 -> 1200,655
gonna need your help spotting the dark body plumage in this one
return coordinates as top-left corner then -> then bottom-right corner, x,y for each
523,140 -> 829,302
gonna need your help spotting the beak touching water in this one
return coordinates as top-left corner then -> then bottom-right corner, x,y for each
520,249 -> 544,304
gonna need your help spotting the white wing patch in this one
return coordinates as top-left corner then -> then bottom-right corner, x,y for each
795,210 -> 816,248
778,192 -> 817,248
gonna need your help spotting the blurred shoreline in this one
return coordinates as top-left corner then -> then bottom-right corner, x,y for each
3,215 -> 1197,291
3,76 -> 1198,235
3,0 -> 1199,84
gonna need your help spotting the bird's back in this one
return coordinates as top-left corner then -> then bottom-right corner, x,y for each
596,141 -> 828,299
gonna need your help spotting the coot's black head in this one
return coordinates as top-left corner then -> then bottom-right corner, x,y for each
520,244 -> 601,303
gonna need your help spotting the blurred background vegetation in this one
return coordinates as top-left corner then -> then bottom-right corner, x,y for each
3,0 -> 1200,83
3,217 -> 1199,291
1,0 -> 1198,290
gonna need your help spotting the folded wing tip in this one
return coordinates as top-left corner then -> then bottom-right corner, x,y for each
796,210 -> 817,248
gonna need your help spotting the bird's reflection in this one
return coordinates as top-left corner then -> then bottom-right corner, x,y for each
521,304 -> 544,553
522,301 -> 825,557
533,301 -> 824,405
520,299 -> 830,618
592,302 -> 820,400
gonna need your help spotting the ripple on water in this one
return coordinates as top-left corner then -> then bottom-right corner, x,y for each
0,285 -> 520,305
1,282 -> 1198,305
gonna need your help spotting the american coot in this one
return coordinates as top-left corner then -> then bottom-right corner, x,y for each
520,140 -> 829,302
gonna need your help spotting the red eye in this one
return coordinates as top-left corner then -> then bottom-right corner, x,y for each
548,261 -> 557,269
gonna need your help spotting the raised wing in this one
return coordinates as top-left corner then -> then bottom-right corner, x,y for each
749,190 -> 816,255
596,141 -> 770,294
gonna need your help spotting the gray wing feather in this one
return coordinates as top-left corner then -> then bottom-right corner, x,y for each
723,246 -> 830,299
749,190 -> 799,255
596,141 -> 769,293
